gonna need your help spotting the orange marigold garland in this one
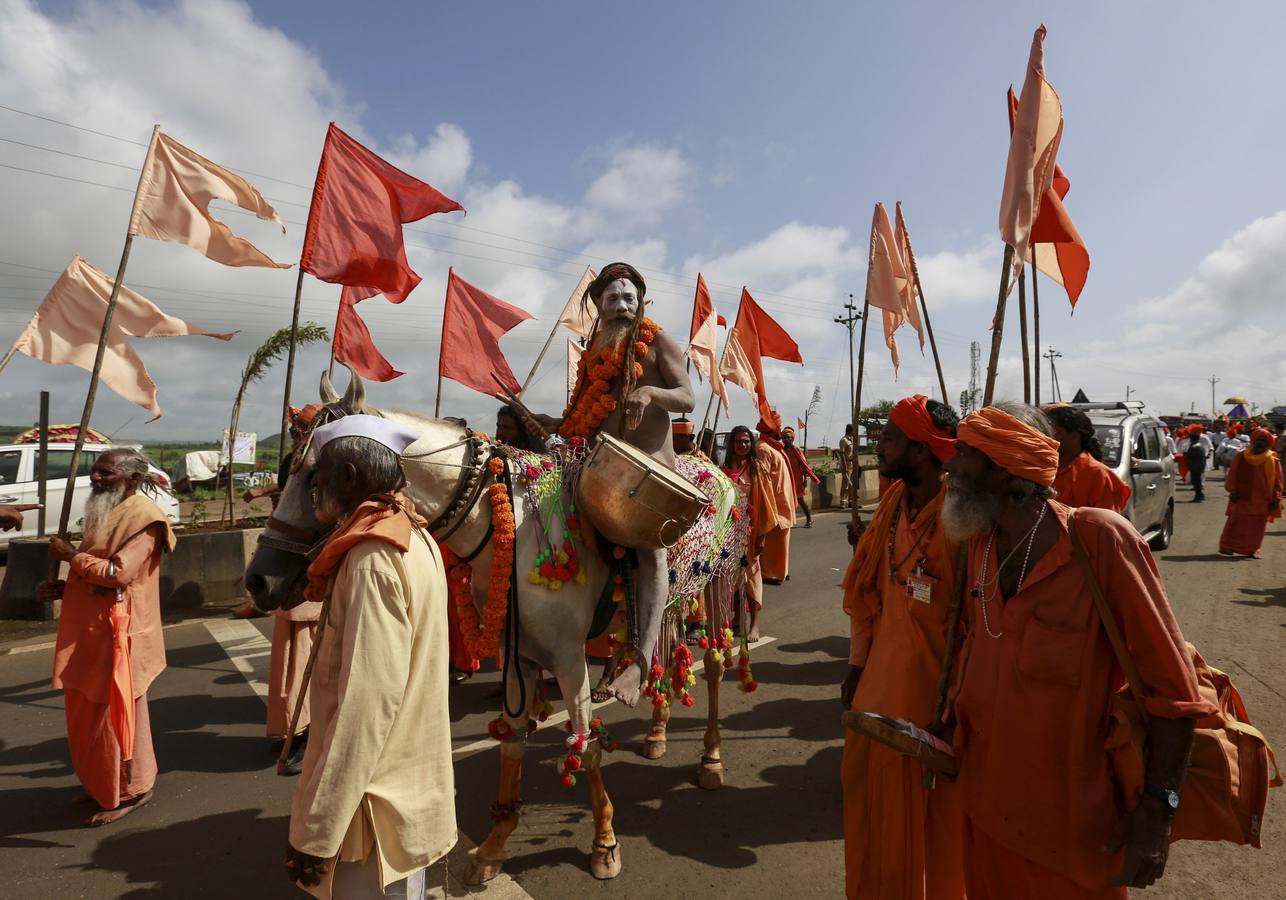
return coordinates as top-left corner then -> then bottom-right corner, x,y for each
453,455 -> 515,662
558,317 -> 659,439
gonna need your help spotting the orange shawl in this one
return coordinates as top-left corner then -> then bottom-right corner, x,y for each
842,480 -> 953,616
305,493 -> 427,605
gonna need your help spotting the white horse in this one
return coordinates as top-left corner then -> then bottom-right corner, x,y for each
244,369 -> 741,885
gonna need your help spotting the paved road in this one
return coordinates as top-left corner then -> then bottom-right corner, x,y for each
0,470 -> 1282,898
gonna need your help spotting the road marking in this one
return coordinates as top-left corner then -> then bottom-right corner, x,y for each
1,614 -> 227,656
451,635 -> 778,759
204,619 -> 271,698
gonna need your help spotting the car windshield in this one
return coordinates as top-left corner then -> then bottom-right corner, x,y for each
1095,425 -> 1124,467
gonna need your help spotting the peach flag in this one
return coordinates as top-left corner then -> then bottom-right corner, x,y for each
566,338 -> 583,399
893,202 -> 925,351
688,273 -> 729,413
6,256 -> 235,419
999,25 -> 1063,280
556,265 -> 599,339
866,203 -> 908,375
129,131 -> 288,268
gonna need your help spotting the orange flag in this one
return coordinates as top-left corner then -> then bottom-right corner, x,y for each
556,265 -> 598,339
719,288 -> 802,422
130,131 -> 288,268
6,256 -> 234,419
687,273 -> 729,413
999,24 -> 1063,280
1007,87 -> 1090,307
866,203 -> 909,374
439,269 -> 533,395
892,202 -> 926,351
333,286 -> 403,382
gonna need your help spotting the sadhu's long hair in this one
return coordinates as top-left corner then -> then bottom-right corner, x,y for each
722,425 -> 759,478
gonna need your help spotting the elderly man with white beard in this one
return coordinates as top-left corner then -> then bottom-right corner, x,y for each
39,448 -> 175,826
940,402 -> 1213,899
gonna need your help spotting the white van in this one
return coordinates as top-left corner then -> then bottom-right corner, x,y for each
0,441 -> 182,551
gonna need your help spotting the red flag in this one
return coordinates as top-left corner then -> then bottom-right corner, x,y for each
301,123 -> 464,302
333,286 -> 403,382
440,269 -> 533,395
718,288 -> 802,422
1008,87 -> 1090,307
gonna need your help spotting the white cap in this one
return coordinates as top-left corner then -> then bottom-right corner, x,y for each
312,415 -> 419,456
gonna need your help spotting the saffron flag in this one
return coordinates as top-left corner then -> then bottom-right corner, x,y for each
7,256 -> 234,418
687,273 -> 729,413
332,286 -> 403,382
866,203 -> 909,374
567,338 -> 583,399
892,202 -> 926,350
719,288 -> 802,422
129,131 -> 288,268
1007,87 -> 1089,307
999,25 -> 1063,280
556,265 -> 598,338
797,417 -> 807,431
440,269 -> 533,396
301,123 -> 464,302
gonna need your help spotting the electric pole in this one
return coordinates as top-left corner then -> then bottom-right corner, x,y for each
834,294 -> 861,420
1209,375 -> 1220,417
1126,384 -> 1134,402
1043,346 -> 1063,402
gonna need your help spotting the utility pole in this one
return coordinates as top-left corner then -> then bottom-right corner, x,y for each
1125,384 -> 1134,402
834,293 -> 861,421
1043,346 -> 1063,402
1209,374 -> 1220,417
962,340 -> 981,414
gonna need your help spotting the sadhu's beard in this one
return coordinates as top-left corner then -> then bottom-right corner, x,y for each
593,314 -> 638,351
940,471 -> 1003,543
82,484 -> 129,540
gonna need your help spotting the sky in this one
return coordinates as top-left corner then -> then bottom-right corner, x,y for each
2,0 -> 1286,451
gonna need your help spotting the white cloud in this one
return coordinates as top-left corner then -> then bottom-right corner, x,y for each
914,243 -> 996,308
584,144 -> 693,225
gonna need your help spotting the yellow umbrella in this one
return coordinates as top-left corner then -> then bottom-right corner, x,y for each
1223,396 -> 1249,405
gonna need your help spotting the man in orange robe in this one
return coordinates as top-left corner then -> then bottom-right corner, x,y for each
1046,405 -> 1130,511
840,395 -> 965,900
42,448 -> 175,826
756,413 -> 796,584
943,403 -> 1215,898
1219,427 -> 1283,558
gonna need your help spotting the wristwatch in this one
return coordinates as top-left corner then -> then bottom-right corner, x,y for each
1143,783 -> 1180,813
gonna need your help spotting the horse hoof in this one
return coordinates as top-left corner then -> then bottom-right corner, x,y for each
590,841 -> 622,880
698,764 -> 725,791
640,738 -> 667,760
465,854 -> 505,886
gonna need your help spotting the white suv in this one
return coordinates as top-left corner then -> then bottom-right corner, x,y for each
0,441 -> 181,551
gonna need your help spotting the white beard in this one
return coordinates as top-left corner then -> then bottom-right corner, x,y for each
592,316 -> 635,352
82,484 -> 128,541
940,474 -> 1001,543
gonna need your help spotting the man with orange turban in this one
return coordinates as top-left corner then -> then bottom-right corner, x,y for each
1219,427 -> 1283,558
1045,405 -> 1130,512
840,395 -> 964,900
755,412 -> 797,584
943,402 -> 1214,898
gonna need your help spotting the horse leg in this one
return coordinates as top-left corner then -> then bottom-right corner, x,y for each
642,699 -> 669,759
466,657 -> 540,886
698,646 -> 725,790
553,662 -> 621,879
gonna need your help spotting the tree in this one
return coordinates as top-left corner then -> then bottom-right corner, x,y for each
959,387 -> 981,416
858,399 -> 895,424
223,323 -> 328,525
803,385 -> 822,450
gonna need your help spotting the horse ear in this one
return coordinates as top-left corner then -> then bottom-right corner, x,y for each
341,364 -> 366,412
319,369 -> 340,405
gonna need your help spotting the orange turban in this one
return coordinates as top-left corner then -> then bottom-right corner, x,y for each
956,406 -> 1060,487
889,394 -> 956,462
1252,427 -> 1274,445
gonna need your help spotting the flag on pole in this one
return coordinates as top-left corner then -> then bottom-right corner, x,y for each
999,24 -> 1063,281
719,288 -> 803,422
892,202 -> 926,350
797,417 -> 807,430
333,286 -> 403,382
566,338 -> 583,399
440,269 -> 533,395
866,203 -> 909,374
301,123 -> 464,302
1007,88 -> 1089,307
687,273 -> 729,413
6,256 -> 234,418
556,265 -> 598,338
129,132 -> 289,268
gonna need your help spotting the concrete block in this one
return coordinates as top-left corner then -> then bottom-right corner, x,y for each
0,538 -> 66,620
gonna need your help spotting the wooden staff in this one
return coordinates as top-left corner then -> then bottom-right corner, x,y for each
898,214 -> 949,403
278,593 -> 330,775
491,373 -> 552,442
1018,261 -> 1031,403
981,245 -> 1015,406
848,295 -> 871,524
1032,245 -> 1042,405
49,125 -> 159,580
922,544 -> 969,788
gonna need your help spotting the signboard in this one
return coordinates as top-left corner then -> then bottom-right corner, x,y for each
221,431 -> 257,465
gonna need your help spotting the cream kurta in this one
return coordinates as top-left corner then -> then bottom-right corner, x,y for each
289,531 -> 455,898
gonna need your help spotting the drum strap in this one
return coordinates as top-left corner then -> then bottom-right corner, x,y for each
621,550 -> 640,650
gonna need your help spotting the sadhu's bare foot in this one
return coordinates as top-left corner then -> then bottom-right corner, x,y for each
86,790 -> 152,827
607,666 -> 642,708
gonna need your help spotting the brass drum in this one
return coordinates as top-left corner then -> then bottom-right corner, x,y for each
577,433 -> 708,550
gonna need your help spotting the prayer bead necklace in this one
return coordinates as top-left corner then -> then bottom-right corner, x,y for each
886,503 -> 936,588
975,503 -> 1048,639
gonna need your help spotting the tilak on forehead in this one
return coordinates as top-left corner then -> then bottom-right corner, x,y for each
956,406 -> 1059,487
586,262 -> 646,303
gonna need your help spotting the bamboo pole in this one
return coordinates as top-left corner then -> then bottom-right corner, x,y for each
37,392 -> 48,537
898,216 -> 949,403
519,318 -> 561,398
1018,262 -> 1031,403
848,296 -> 871,524
982,245 -> 1015,406
0,344 -> 19,377
327,287 -> 343,382
278,267 -> 306,457
50,126 -> 158,575
1032,246 -> 1041,405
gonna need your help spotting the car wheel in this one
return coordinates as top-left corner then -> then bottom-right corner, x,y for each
1149,501 -> 1173,551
